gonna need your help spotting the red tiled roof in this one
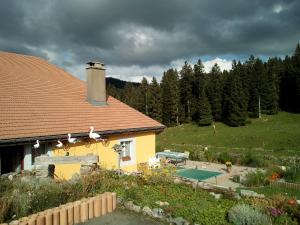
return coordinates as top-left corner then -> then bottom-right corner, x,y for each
0,52 -> 165,142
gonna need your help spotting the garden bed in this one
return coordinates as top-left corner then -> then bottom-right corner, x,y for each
0,169 -> 299,225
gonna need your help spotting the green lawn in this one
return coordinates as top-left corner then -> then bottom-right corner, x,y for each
157,112 -> 300,160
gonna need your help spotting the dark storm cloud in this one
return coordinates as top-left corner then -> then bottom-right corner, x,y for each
0,0 -> 299,73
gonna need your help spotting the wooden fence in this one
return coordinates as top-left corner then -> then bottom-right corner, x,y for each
270,181 -> 300,190
2,192 -> 117,225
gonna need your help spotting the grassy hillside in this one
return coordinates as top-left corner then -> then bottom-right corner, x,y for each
157,112 -> 300,161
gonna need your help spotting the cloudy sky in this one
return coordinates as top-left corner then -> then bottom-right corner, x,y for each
0,0 -> 299,82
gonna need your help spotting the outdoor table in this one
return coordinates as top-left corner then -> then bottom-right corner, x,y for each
156,151 -> 188,165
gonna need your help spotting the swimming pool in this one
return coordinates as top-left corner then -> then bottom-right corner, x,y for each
176,168 -> 222,181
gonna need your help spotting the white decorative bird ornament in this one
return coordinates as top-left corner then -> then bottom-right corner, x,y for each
56,140 -> 63,148
33,140 -> 40,149
89,126 -> 101,140
68,133 -> 77,143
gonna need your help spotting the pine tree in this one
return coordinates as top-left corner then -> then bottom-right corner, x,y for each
198,88 -> 212,126
148,77 -> 162,122
179,61 -> 194,122
107,83 -> 120,99
223,64 -> 247,126
291,43 -> 300,112
136,77 -> 149,114
263,58 -> 280,114
207,63 -> 223,121
246,56 -> 264,118
161,69 -> 180,126
121,83 -> 140,110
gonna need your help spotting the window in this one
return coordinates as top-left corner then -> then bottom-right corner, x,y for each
120,140 -> 132,161
119,138 -> 136,166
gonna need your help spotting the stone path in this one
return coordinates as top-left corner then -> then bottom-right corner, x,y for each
79,209 -> 166,225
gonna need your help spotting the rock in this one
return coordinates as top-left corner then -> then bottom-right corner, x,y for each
214,193 -> 222,199
240,190 -> 265,198
142,206 -> 153,216
132,204 -> 141,213
169,216 -> 189,225
117,197 -> 124,205
192,181 -> 198,189
124,201 -> 134,210
152,208 -> 164,218
155,201 -> 169,206
234,193 -> 241,200
174,178 -> 183,184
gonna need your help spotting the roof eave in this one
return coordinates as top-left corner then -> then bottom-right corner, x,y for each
0,126 -> 166,147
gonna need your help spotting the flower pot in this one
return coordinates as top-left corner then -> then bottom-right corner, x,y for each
122,156 -> 131,161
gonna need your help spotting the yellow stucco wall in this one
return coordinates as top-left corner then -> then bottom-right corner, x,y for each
53,131 -> 156,179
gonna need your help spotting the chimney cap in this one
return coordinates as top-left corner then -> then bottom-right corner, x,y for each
86,61 -> 105,69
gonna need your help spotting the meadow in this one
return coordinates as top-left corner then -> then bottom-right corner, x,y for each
157,112 -> 300,164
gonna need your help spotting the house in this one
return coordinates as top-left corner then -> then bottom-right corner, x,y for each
0,52 -> 165,179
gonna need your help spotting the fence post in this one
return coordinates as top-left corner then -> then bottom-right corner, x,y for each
67,203 -> 74,225
80,200 -> 88,223
101,194 -> 107,216
73,201 -> 80,224
94,195 -> 102,218
53,208 -> 60,225
88,198 -> 94,220
106,193 -> 113,213
112,193 -> 117,210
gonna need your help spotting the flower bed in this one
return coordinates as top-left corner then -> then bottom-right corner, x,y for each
0,169 -> 299,225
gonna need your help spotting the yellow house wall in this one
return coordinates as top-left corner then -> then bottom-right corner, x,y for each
52,131 -> 156,179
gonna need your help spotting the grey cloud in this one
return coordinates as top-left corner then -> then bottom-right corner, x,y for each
0,0 -> 299,79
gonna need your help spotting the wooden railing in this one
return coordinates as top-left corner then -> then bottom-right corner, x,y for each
3,192 -> 117,225
270,181 -> 300,190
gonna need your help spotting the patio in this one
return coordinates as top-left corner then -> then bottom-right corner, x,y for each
178,160 -> 258,189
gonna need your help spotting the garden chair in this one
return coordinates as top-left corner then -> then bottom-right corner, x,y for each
148,156 -> 160,169
184,151 -> 190,159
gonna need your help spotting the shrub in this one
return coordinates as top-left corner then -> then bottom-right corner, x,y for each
241,153 -> 267,167
284,204 -> 300,224
228,204 -> 271,225
272,215 -> 298,225
204,151 -> 218,162
283,164 -> 300,183
217,152 -> 232,164
124,187 -> 142,203
242,170 -> 268,187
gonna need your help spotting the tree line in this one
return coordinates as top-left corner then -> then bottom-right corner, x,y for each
107,43 -> 300,127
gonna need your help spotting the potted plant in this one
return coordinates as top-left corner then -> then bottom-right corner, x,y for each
225,161 -> 232,173
122,156 -> 131,161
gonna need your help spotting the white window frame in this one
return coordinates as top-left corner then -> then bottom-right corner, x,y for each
119,138 -> 136,167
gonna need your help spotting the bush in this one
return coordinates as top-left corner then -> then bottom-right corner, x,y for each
204,151 -> 218,162
241,153 -> 267,167
242,170 -> 268,187
283,164 -> 300,183
272,215 -> 298,225
228,204 -> 271,225
284,204 -> 300,224
217,152 -> 234,164
0,177 -> 68,222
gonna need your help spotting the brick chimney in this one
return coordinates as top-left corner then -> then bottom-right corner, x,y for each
86,61 -> 107,106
